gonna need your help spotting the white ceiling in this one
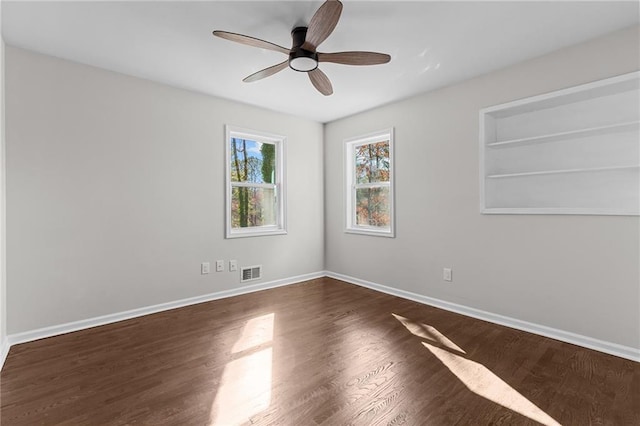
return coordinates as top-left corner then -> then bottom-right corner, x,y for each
2,1 -> 638,123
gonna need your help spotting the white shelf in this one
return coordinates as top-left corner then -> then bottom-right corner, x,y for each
482,207 -> 640,216
480,71 -> 640,216
487,120 -> 640,148
487,165 -> 639,179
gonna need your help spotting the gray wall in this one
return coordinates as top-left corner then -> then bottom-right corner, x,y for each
5,26 -> 639,351
324,26 -> 640,349
5,46 -> 324,334
0,8 -> 6,348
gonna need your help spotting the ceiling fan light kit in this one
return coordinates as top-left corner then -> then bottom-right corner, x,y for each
212,0 -> 391,96
289,55 -> 318,72
289,27 -> 318,72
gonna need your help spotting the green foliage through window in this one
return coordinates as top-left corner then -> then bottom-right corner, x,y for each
230,138 -> 277,228
354,140 -> 391,228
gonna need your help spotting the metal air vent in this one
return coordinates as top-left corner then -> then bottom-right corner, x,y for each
240,265 -> 262,282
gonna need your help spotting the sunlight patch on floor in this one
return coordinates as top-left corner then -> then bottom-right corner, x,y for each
210,313 -> 274,425
422,342 -> 561,426
393,313 -> 561,426
232,313 -> 274,353
392,313 -> 465,354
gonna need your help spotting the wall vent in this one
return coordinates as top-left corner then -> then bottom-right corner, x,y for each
240,265 -> 262,283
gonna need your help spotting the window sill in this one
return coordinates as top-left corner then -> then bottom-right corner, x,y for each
226,228 -> 287,239
345,227 -> 395,238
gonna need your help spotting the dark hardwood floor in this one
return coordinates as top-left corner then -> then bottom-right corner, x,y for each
1,278 -> 638,425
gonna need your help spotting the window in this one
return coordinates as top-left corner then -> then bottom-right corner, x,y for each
345,128 -> 395,237
225,126 -> 286,238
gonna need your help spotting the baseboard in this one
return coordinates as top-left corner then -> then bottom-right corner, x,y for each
5,270 -> 639,365
326,271 -> 640,362
7,271 -> 325,349
0,336 -> 9,371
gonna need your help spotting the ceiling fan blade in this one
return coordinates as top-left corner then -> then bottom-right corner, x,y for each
302,0 -> 343,52
213,30 -> 289,55
308,68 -> 333,96
318,51 -> 391,66
243,61 -> 289,83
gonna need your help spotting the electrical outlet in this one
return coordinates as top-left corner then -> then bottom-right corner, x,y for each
201,262 -> 210,275
216,260 -> 224,272
443,268 -> 452,282
229,260 -> 237,272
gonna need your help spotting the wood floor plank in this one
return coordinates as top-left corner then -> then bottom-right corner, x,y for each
1,278 -> 638,425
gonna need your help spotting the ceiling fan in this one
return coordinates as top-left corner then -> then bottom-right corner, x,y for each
212,0 -> 391,96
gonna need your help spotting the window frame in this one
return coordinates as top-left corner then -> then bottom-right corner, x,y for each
344,128 -> 395,238
225,125 -> 287,239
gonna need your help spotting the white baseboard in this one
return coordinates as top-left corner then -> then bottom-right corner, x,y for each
326,271 -> 640,362
0,336 -> 9,371
6,271 -> 325,351
3,270 -> 638,369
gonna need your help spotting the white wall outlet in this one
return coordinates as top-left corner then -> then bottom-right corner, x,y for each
216,260 -> 224,272
201,262 -> 210,275
229,260 -> 237,272
443,268 -> 452,282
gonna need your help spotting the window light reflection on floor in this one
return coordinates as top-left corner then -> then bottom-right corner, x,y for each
392,313 -> 466,354
210,313 -> 275,425
393,314 -> 561,426
232,313 -> 275,354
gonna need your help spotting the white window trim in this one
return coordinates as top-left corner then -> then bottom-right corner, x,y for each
344,128 -> 395,238
225,125 -> 287,239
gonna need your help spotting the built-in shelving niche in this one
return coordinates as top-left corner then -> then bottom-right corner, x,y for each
480,71 -> 640,215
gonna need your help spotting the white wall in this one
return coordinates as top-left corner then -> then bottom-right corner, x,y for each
0,3 -> 7,362
4,25 -> 639,355
324,26 -> 640,349
5,46 -> 324,334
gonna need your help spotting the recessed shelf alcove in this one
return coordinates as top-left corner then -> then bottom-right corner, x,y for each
480,71 -> 640,215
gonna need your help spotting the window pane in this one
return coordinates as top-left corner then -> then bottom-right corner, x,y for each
355,186 -> 390,227
230,138 -> 276,184
355,141 -> 390,184
231,186 -> 277,228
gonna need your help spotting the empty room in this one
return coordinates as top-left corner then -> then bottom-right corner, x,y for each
0,0 -> 638,425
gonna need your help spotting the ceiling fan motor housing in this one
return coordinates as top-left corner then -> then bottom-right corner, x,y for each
289,27 -> 318,72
